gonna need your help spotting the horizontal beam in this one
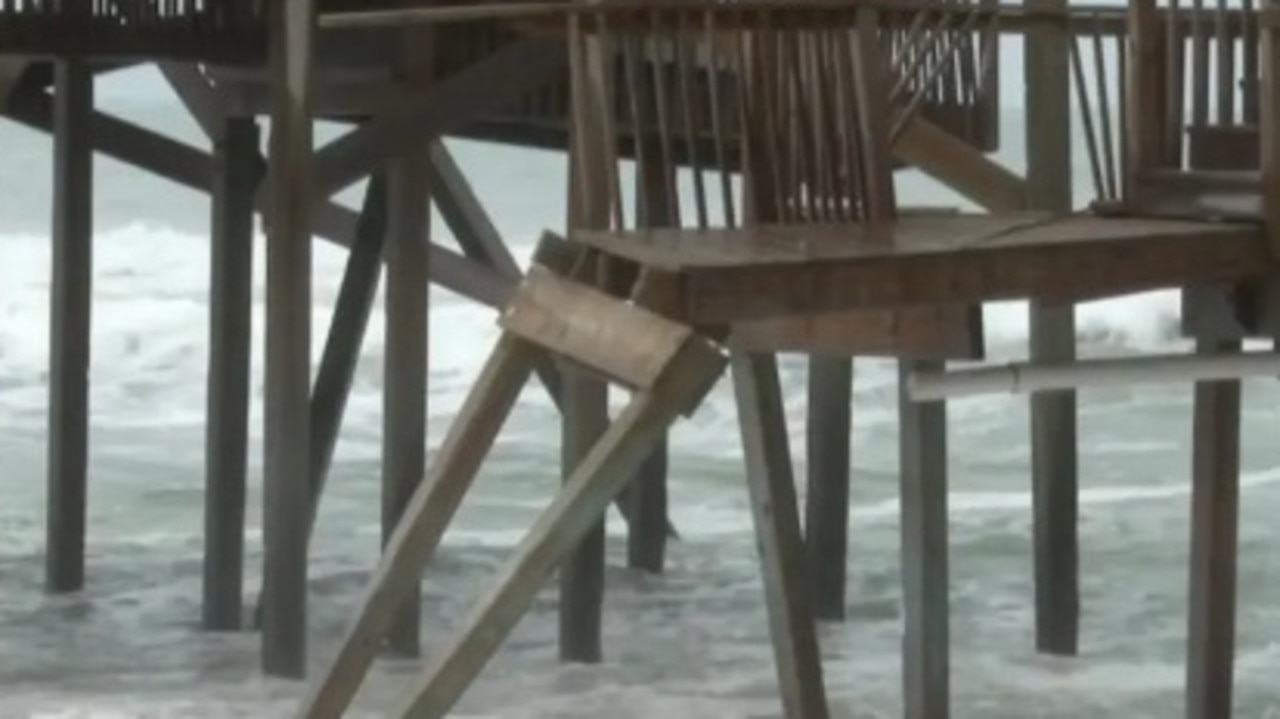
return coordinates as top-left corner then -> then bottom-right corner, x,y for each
906,351 -> 1280,401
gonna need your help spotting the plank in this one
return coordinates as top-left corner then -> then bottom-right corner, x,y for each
202,116 -> 258,631
1185,338 -> 1242,719
558,365 -> 608,663
387,338 -> 726,719
731,350 -> 830,719
295,335 -> 539,719
261,0 -> 317,680
46,59 -> 93,595
1025,0 -> 1080,658
898,359 -> 949,719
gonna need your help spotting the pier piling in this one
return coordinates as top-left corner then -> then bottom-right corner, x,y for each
202,115 -> 258,631
46,57 -> 93,596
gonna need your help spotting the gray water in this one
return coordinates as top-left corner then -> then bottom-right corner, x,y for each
1,67 -> 1278,718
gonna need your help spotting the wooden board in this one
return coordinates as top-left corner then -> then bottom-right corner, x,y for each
570,214 -> 1271,321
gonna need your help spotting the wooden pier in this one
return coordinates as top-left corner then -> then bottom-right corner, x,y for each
1,0 -> 1275,717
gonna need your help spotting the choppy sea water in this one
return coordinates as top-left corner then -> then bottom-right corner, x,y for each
1,69 -> 1279,718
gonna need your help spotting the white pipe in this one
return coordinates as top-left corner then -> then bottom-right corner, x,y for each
906,351 -> 1280,402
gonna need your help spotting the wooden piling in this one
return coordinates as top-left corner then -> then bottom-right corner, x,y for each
46,57 -> 93,595
1184,337 -> 1242,719
381,30 -> 433,657
1025,0 -> 1080,657
804,355 -> 853,622
202,115 -> 258,631
898,359 -> 949,719
558,369 -> 608,663
628,144 -> 675,574
261,0 -> 317,679
734,350 -> 831,719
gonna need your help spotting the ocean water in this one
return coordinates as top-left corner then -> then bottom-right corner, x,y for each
1,71 -> 1279,719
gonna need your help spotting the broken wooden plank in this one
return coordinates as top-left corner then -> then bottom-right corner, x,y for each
894,117 -> 1027,213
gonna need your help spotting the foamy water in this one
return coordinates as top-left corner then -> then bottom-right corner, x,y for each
2,77 -> 1279,718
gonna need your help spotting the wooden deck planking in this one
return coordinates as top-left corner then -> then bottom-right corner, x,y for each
572,215 -> 1272,321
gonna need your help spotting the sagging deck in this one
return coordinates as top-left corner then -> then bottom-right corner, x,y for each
572,214 -> 1272,321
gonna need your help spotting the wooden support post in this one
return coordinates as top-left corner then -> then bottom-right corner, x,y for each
1184,338 -> 1241,719
381,29 -> 433,654
805,355 -> 853,622
296,335 -> 539,719
46,58 -> 93,595
1025,0 -> 1080,657
733,350 -> 831,719
898,359 -> 949,719
262,0 -> 317,679
559,367 -> 609,663
202,116 -> 258,631
388,339 -> 724,719
627,142 -> 674,574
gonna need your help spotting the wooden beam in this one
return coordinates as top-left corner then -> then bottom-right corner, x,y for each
307,38 -> 567,201
46,58 -> 94,595
1260,0 -> 1280,259
732,350 -> 831,719
158,62 -> 224,138
202,115 -> 259,631
1025,0 -> 1080,658
388,335 -> 726,719
296,335 -> 540,719
261,0 -> 317,680
1184,338 -> 1242,719
894,117 -> 1027,213
898,358 -> 949,719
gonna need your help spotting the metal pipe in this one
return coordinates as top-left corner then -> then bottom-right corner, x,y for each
906,350 -> 1280,401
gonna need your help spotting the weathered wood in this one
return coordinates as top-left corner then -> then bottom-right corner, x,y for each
1185,337 -> 1242,719
388,337 -> 726,719
804,355 -> 852,622
558,365 -> 608,664
1025,0 -> 1080,658
380,46 -> 432,658
46,58 -> 93,595
898,359 -> 949,719
202,115 -> 258,631
261,0 -> 317,679
731,350 -> 830,719
305,177 -> 387,542
296,335 -> 540,719
572,216 -> 1269,320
